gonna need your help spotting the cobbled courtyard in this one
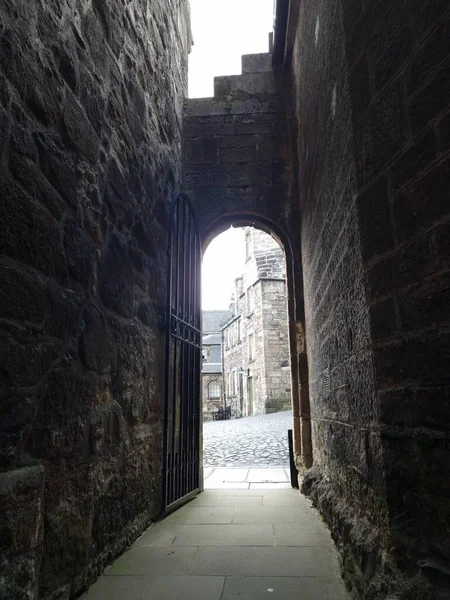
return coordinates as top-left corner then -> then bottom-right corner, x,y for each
203,410 -> 293,467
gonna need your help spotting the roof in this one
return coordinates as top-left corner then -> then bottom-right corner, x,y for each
202,310 -> 233,333
202,363 -> 222,374
203,333 -> 221,345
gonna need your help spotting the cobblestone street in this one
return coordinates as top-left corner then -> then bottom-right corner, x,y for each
203,410 -> 293,467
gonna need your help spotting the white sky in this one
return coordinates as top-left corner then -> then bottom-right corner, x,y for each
188,0 -> 274,309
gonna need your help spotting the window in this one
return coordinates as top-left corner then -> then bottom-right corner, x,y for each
248,333 -> 255,362
208,380 -> 220,399
225,328 -> 229,349
226,372 -> 231,397
231,323 -> 236,347
237,319 -> 241,342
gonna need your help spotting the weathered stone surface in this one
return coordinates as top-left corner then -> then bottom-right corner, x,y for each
0,465 -> 44,600
293,0 -> 450,597
0,0 -> 191,598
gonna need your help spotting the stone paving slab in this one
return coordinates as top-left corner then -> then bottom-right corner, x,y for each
83,575 -> 224,600
105,546 -> 198,576
203,466 -> 290,489
221,576 -> 347,600
173,524 -> 274,547
165,506 -> 235,524
82,487 -> 349,600
188,546 -> 335,577
191,494 -> 263,507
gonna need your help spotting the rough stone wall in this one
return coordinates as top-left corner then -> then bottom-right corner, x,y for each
0,1 -> 191,598
293,0 -> 450,597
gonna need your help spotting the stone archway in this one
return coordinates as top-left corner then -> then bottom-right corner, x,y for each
200,211 -> 312,468
182,51 -> 312,467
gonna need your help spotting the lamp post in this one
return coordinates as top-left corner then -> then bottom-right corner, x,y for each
237,367 -> 246,418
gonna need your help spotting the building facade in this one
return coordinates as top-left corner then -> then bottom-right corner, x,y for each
222,228 -> 291,417
201,310 -> 231,420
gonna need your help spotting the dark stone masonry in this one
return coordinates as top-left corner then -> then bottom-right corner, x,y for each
0,0 -> 449,599
0,1 -> 191,598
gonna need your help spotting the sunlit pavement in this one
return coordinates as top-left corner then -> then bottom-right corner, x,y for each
203,466 -> 291,489
203,410 -> 292,467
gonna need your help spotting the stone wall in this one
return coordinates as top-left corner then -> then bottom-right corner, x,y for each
184,47 -> 306,463
0,1 -> 191,598
261,280 -> 291,412
291,0 -> 450,597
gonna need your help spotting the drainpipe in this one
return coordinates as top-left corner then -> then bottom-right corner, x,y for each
297,321 -> 312,468
221,328 -> 226,411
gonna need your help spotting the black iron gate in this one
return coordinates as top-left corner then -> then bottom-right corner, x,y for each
162,193 -> 202,514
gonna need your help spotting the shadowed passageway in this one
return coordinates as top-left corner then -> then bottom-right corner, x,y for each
83,487 -> 348,600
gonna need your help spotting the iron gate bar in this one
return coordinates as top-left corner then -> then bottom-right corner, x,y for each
162,193 -> 201,514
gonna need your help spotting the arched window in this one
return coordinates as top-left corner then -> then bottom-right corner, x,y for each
208,380 -> 221,399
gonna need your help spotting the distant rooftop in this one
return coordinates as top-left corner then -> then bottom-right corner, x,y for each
202,362 -> 222,374
202,310 -> 232,333
203,333 -> 221,345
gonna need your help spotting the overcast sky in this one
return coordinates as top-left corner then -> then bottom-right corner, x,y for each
188,0 -> 274,309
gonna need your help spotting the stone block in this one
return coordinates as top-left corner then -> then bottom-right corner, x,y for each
64,218 -> 97,288
345,0 -> 393,66
0,174 -> 66,279
99,234 -> 135,319
348,53 -> 371,120
393,160 -> 446,243
369,296 -> 398,341
62,91 -> 100,163
354,78 -> 407,186
8,153 -> 66,219
33,132 -> 77,205
408,57 -> 450,135
438,110 -> 450,154
407,12 -> 450,97
398,272 -> 450,331
242,53 -> 272,74
434,221 -> 450,270
78,304 -> 117,374
408,0 -> 450,45
389,128 -> 437,197
374,331 -> 450,387
366,233 -> 437,301
356,174 -> 394,263
227,162 -> 272,187
218,145 -> 259,163
379,386 -> 450,429
0,261 -> 48,324
0,465 -> 44,600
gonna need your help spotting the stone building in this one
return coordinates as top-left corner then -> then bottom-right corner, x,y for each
1,0 -> 449,598
201,310 -> 231,420
222,228 -> 291,417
